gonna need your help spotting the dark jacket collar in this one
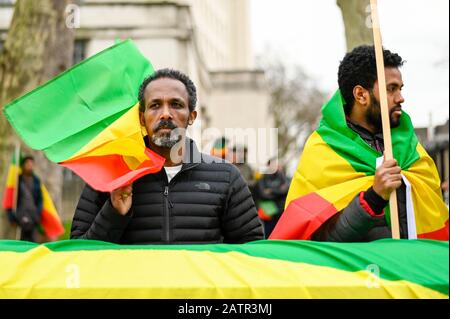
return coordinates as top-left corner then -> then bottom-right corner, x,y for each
346,119 -> 385,153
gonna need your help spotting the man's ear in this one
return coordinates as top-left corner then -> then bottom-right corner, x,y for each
188,110 -> 197,125
140,111 -> 145,125
353,85 -> 369,107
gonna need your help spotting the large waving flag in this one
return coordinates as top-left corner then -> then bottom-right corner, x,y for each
3,40 -> 165,192
0,239 -> 447,298
2,150 -> 64,238
270,91 -> 449,241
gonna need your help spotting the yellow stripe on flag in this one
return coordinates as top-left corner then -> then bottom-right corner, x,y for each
41,185 -> 60,220
5,164 -> 19,188
66,103 -> 148,167
286,131 -> 367,209
0,246 -> 446,299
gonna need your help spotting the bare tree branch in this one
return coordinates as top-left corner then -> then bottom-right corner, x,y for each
258,53 -> 326,164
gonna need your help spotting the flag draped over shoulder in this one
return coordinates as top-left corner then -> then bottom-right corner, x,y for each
2,152 -> 64,238
0,239 -> 447,298
3,40 -> 165,192
270,91 -> 449,241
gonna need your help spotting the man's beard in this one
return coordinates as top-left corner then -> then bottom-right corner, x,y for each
152,133 -> 182,148
366,91 -> 401,131
151,119 -> 183,148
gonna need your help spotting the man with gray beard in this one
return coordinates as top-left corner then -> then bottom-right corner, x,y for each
71,69 -> 264,244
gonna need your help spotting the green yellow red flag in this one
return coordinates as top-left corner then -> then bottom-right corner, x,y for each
0,239 -> 447,298
3,40 -> 165,192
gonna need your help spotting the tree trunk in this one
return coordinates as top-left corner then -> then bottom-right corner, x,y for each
337,0 -> 374,52
0,0 -> 74,239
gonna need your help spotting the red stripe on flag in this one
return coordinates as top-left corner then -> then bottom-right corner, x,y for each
41,209 -> 65,238
418,219 -> 449,241
2,187 -> 15,210
61,148 -> 165,192
269,193 -> 338,240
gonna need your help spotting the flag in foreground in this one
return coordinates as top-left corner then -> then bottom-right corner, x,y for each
0,239 -> 447,298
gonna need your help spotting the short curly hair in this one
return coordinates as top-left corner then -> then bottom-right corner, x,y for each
338,45 -> 404,115
138,68 -> 197,113
20,155 -> 34,167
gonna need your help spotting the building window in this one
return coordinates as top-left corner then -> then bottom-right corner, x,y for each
73,39 -> 87,65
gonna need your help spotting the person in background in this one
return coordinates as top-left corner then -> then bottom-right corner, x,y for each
231,144 -> 256,190
12,156 -> 43,242
254,158 -> 289,238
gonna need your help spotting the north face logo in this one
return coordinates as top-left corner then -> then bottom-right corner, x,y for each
195,183 -> 211,191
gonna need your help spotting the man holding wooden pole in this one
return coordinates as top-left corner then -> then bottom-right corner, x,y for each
270,0 -> 448,242
309,45 -> 412,241
270,43 -> 449,242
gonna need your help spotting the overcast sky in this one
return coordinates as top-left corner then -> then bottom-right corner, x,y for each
251,0 -> 449,128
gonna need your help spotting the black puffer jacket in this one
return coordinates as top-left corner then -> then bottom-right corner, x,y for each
70,138 -> 264,244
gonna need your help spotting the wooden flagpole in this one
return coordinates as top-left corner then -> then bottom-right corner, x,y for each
370,0 -> 400,239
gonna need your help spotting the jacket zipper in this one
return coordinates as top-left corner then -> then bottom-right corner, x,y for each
162,163 -> 200,244
374,139 -> 383,154
163,186 -> 170,243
